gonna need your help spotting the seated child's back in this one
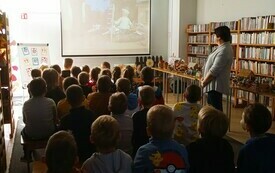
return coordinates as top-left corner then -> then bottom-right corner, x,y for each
134,105 -> 189,173
173,84 -> 202,145
238,103 -> 275,173
82,115 -> 132,173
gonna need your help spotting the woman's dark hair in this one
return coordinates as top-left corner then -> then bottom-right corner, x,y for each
112,66 -> 121,84
214,25 -> 231,42
50,64 -> 62,74
91,67 -> 101,81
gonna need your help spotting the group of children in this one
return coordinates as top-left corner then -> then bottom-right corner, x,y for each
21,59 -> 275,173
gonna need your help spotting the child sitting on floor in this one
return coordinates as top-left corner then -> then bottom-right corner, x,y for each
46,131 -> 81,173
82,115 -> 132,173
78,72 -> 92,98
187,105 -> 235,173
173,84 -> 202,145
237,103 -> 275,173
134,105 -> 189,173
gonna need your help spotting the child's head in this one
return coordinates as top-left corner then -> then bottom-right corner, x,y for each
42,68 -> 59,90
39,64 -> 49,72
101,61 -> 111,69
122,65 -> 134,82
66,84 -> 85,107
108,92 -> 127,115
198,105 -> 228,138
45,131 -> 78,173
116,78 -> 131,96
50,64 -> 62,74
82,65 -> 90,74
147,105 -> 175,140
71,66 -> 82,78
63,77 -> 79,92
184,84 -> 201,103
112,66 -> 121,83
241,103 -> 272,136
29,77 -> 47,97
78,72 -> 90,86
91,115 -> 120,152
141,66 -> 154,83
100,69 -> 112,78
91,67 -> 101,81
64,58 -> 73,70
31,69 -> 41,79
97,75 -> 111,93
139,86 -> 155,108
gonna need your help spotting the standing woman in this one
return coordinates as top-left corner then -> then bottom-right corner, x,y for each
201,26 -> 233,111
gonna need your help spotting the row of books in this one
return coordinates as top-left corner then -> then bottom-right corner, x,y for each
188,35 -> 209,43
187,45 -> 210,55
236,91 -> 273,107
241,15 -> 275,30
210,33 -> 238,44
211,21 -> 238,31
187,24 -> 209,32
239,47 -> 275,60
239,60 -> 275,76
240,32 -> 275,44
187,56 -> 207,66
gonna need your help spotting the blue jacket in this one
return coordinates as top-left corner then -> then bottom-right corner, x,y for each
134,138 -> 189,173
237,133 -> 275,173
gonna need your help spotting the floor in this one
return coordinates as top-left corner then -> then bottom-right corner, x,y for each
3,94 -> 275,172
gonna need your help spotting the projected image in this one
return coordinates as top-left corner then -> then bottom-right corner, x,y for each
61,0 -> 150,56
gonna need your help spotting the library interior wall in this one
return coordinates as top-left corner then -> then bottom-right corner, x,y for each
0,0 -> 169,68
197,0 -> 275,23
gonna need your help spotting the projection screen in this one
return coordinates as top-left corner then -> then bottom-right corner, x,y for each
60,0 -> 151,56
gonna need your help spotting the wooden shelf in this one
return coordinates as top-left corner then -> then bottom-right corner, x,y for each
187,53 -> 208,56
239,58 -> 275,63
187,31 -> 209,34
239,44 -> 275,47
240,29 -> 275,32
187,42 -> 209,45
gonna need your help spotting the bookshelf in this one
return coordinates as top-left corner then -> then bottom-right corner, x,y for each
186,15 -> 275,110
0,11 -> 14,139
0,68 -> 6,173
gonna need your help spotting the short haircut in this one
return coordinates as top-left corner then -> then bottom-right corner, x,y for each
78,72 -> 90,85
82,65 -> 90,74
66,85 -> 84,106
109,92 -> 127,115
50,64 -> 61,74
63,77 -> 79,91
31,69 -> 41,78
46,131 -> 77,173
112,66 -> 121,83
91,115 -> 120,151
91,67 -> 101,81
64,58 -> 73,69
122,65 -> 134,83
71,66 -> 82,78
139,86 -> 155,107
147,105 -> 175,140
116,78 -> 131,96
100,69 -> 112,78
29,77 -> 47,97
243,103 -> 272,135
198,105 -> 228,138
101,61 -> 111,69
185,84 -> 201,103
97,75 -> 111,93
42,68 -> 59,90
141,66 -> 154,83
214,25 -> 231,42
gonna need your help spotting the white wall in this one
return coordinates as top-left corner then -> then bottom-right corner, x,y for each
0,0 -> 169,68
197,0 -> 275,23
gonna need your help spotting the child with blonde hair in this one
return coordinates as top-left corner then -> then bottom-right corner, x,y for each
187,105 -> 235,173
82,115 -> 132,173
134,105 -> 189,173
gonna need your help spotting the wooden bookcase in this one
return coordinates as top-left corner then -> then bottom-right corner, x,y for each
0,11 -> 14,139
186,15 -> 275,109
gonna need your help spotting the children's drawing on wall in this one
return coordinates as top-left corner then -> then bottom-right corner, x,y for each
22,47 -> 29,55
41,57 -> 48,64
31,48 -> 38,56
41,48 -> 48,56
32,57 -> 39,66
23,58 -> 30,66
